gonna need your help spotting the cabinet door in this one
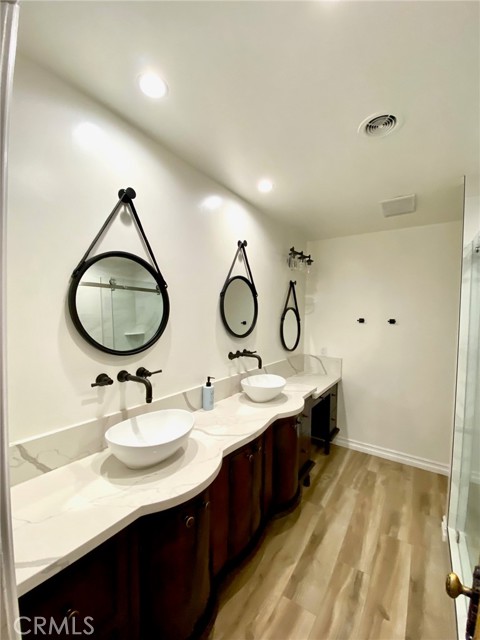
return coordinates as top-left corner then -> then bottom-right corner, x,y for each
210,460 -> 229,578
298,397 -> 313,476
138,491 -> 211,640
19,528 -> 135,640
272,417 -> 299,510
262,426 -> 274,519
228,442 -> 255,561
251,436 -> 264,536
227,435 -> 265,562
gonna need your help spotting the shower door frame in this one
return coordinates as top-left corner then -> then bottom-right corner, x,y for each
448,176 -> 480,640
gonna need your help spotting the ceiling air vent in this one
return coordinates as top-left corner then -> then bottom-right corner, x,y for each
380,194 -> 416,217
359,114 -> 398,138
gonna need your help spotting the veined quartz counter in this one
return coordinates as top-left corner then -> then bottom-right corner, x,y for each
11,372 -> 340,597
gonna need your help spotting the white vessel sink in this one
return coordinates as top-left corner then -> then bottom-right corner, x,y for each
241,374 -> 286,403
105,409 -> 194,469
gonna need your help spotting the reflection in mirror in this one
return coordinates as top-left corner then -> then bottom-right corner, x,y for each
220,240 -> 258,338
68,251 -> 169,355
280,280 -> 301,351
221,276 -> 258,338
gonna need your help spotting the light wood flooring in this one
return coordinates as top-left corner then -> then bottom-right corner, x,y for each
208,445 -> 457,640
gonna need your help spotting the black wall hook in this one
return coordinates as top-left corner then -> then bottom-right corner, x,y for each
357,318 -> 365,324
388,319 -> 397,324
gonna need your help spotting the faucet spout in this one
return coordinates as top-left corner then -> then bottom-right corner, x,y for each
241,349 -> 262,369
117,370 -> 153,403
227,349 -> 263,369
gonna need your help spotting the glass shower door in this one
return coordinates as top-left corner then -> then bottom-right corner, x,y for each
448,177 -> 480,639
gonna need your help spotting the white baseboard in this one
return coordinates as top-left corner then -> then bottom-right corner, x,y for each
334,435 -> 450,476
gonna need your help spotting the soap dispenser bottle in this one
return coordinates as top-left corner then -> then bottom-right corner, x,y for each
202,376 -> 215,411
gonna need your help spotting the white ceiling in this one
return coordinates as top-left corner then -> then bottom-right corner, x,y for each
16,1 -> 480,239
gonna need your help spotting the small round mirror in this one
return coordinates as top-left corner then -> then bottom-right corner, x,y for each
220,275 -> 258,338
68,251 -> 169,355
280,307 -> 301,351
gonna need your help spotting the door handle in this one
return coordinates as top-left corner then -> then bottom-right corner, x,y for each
446,573 -> 474,599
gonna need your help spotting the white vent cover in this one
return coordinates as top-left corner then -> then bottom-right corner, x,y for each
380,194 -> 416,217
359,113 -> 399,137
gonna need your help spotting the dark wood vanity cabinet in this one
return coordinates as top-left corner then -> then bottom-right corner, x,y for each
311,384 -> 339,454
227,437 -> 264,562
19,407 -> 316,640
262,424 -> 274,519
210,432 -> 271,577
297,397 -> 313,479
210,460 -> 230,578
137,490 -> 211,640
18,528 -> 136,640
272,416 -> 299,511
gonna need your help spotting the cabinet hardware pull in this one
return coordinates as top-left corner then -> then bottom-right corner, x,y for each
247,454 -> 254,462
257,446 -> 262,453
185,516 -> 195,528
66,609 -> 80,620
203,501 -> 210,510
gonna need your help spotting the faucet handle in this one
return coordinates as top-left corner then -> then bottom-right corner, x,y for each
136,367 -> 162,378
91,373 -> 114,388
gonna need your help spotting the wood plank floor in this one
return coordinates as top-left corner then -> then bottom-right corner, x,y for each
208,445 -> 457,640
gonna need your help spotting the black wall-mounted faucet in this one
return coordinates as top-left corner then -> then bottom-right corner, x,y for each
228,349 -> 263,370
117,370 -> 155,403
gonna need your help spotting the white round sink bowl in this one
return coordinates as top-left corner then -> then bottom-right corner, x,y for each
105,409 -> 194,469
241,374 -> 286,403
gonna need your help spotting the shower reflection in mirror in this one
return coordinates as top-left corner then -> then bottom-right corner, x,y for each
70,252 -> 169,355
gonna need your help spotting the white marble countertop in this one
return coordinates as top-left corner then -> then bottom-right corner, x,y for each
11,372 -> 340,597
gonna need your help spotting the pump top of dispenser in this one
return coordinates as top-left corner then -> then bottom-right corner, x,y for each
205,376 -> 215,386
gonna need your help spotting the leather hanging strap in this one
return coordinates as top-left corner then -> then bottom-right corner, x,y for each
71,187 -> 167,288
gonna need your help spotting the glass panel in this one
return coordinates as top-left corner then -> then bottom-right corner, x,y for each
448,175 -> 480,637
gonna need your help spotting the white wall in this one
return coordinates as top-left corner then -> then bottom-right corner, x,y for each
305,221 -> 462,470
7,55 -> 306,442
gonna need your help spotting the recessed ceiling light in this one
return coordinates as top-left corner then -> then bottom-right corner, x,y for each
257,178 -> 274,193
138,72 -> 168,99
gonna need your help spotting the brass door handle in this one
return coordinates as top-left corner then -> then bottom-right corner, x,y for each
446,572 -> 474,599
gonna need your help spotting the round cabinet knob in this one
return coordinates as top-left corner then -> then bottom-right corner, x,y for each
446,573 -> 473,599
203,501 -> 210,510
185,516 -> 195,528
66,609 -> 80,620
247,454 -> 254,462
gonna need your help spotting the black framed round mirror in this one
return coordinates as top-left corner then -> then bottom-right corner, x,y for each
280,307 -> 301,351
68,251 -> 169,355
280,280 -> 301,351
220,275 -> 258,338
